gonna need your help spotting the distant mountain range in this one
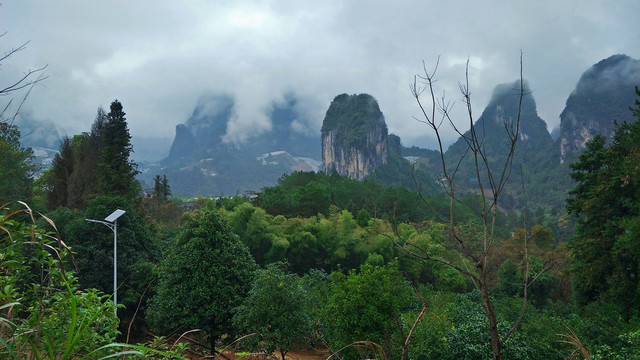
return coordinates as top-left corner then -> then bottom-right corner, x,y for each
18,54 -> 640,205
134,54 -> 639,202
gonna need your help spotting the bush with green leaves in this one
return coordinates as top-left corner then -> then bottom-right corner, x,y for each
233,262 -> 312,360
425,290 -> 570,360
147,207 -> 257,354
321,261 -> 412,359
0,202 -> 121,359
46,195 -> 159,318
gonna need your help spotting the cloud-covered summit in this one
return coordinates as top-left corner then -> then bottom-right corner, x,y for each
2,1 -> 639,150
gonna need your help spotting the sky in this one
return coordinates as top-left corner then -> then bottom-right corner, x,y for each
2,0 -> 639,153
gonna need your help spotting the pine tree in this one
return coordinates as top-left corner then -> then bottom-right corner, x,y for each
45,108 -> 111,209
153,174 -> 171,201
98,100 -> 139,198
161,174 -> 171,199
153,174 -> 162,198
46,136 -> 73,208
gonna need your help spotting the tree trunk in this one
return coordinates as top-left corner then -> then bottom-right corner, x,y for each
383,322 -> 392,360
210,333 -> 216,357
209,320 -> 218,356
480,285 -> 502,360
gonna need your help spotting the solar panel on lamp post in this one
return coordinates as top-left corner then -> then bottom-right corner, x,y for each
85,209 -> 126,315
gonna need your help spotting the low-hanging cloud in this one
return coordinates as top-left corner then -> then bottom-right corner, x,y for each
1,0 -> 639,151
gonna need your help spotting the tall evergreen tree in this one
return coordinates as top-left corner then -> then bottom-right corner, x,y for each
152,174 -> 171,200
99,100 -> 139,198
153,174 -> 162,198
46,102 -> 140,209
161,174 -> 171,199
46,136 -> 73,208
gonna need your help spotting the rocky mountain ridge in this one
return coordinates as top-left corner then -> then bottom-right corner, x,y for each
321,94 -> 389,180
559,54 -> 640,163
136,54 -> 639,199
9,53 -> 624,200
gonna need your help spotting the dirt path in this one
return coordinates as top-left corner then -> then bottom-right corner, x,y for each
184,348 -> 329,360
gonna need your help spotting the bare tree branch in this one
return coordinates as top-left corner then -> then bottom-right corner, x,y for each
400,275 -> 427,360
1,33 -> 49,123
403,53 -> 527,360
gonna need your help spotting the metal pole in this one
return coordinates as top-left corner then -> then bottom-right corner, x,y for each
113,219 -> 117,315
85,208 -> 125,316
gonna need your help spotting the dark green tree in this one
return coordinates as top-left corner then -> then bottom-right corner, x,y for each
322,262 -> 411,359
161,174 -> 170,199
233,262 -> 311,360
45,106 -> 122,209
567,94 -> 640,316
98,100 -> 139,198
46,136 -> 73,208
0,122 -> 36,203
153,174 -> 162,198
153,174 -> 171,200
47,195 -> 158,318
148,208 -> 257,354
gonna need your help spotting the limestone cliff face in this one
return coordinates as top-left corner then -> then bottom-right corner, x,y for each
559,54 -> 640,163
321,94 -> 388,180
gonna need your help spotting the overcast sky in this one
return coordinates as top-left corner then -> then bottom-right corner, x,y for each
2,1 -> 639,150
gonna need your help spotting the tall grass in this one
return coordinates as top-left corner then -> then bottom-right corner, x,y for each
0,201 -> 187,359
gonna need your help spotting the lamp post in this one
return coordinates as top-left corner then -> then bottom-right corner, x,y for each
85,209 -> 126,315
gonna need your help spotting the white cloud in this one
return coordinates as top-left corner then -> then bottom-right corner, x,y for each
1,0 -> 639,150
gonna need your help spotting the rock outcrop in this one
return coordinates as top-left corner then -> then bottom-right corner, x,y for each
321,94 -> 388,180
559,54 -> 640,163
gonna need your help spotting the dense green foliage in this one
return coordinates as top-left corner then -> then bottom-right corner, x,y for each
45,196 -> 159,319
0,204 -> 120,358
258,171 -> 452,223
4,55 -> 640,358
567,94 -> 640,317
233,262 -> 312,360
0,122 -> 36,204
147,207 -> 257,352
322,262 -> 412,359
224,201 -> 470,290
45,101 -> 139,210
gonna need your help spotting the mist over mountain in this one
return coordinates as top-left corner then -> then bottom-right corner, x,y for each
16,113 -> 61,150
559,54 -> 640,163
139,93 -> 322,196
393,55 -> 639,210
130,136 -> 172,163
128,54 -> 639,203
426,80 -> 559,208
446,79 -> 554,160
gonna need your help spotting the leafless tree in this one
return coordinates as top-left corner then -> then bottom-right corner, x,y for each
1,32 -> 48,124
393,54 -> 531,360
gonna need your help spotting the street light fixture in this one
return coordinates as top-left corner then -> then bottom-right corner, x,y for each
85,209 -> 126,315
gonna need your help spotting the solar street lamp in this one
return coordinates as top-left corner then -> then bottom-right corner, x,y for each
85,209 -> 126,314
